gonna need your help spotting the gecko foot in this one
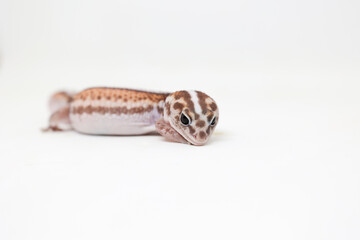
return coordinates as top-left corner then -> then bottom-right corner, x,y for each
43,107 -> 72,132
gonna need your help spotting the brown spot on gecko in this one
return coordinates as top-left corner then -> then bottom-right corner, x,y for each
197,91 -> 209,114
110,107 -> 117,114
129,107 -> 138,114
165,102 -> 171,116
99,106 -> 106,114
173,91 -> 195,112
157,106 -> 164,114
85,105 -> 91,114
121,107 -> 128,114
196,120 -> 205,128
174,91 -> 186,100
147,105 -> 154,112
188,126 -> 196,135
199,131 -> 206,139
173,102 -> 184,111
209,102 -> 217,111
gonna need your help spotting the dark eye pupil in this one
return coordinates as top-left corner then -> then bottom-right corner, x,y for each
180,113 -> 190,125
211,117 -> 216,126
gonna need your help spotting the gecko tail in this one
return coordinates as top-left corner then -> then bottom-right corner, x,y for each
48,90 -> 75,114
43,90 -> 75,132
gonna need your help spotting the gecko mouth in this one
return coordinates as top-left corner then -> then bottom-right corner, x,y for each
169,121 -> 207,146
182,134 -> 207,146
155,118 -> 207,145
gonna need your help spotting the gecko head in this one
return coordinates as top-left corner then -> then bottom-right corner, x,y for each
163,90 -> 219,146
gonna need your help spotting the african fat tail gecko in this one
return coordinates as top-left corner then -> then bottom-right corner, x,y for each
45,87 -> 219,146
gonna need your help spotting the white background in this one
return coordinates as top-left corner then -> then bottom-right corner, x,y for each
0,0 -> 359,239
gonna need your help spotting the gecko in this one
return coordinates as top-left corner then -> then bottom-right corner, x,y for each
45,87 -> 219,146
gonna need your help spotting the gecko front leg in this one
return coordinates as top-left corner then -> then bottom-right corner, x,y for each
155,118 -> 188,144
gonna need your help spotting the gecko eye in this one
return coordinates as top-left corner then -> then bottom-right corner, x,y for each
180,113 -> 190,126
211,116 -> 216,126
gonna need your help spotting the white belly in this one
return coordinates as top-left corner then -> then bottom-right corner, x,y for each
69,110 -> 162,135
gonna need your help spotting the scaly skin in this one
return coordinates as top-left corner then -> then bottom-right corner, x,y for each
46,87 -> 219,145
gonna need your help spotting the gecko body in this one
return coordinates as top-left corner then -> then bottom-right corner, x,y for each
46,87 -> 219,145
